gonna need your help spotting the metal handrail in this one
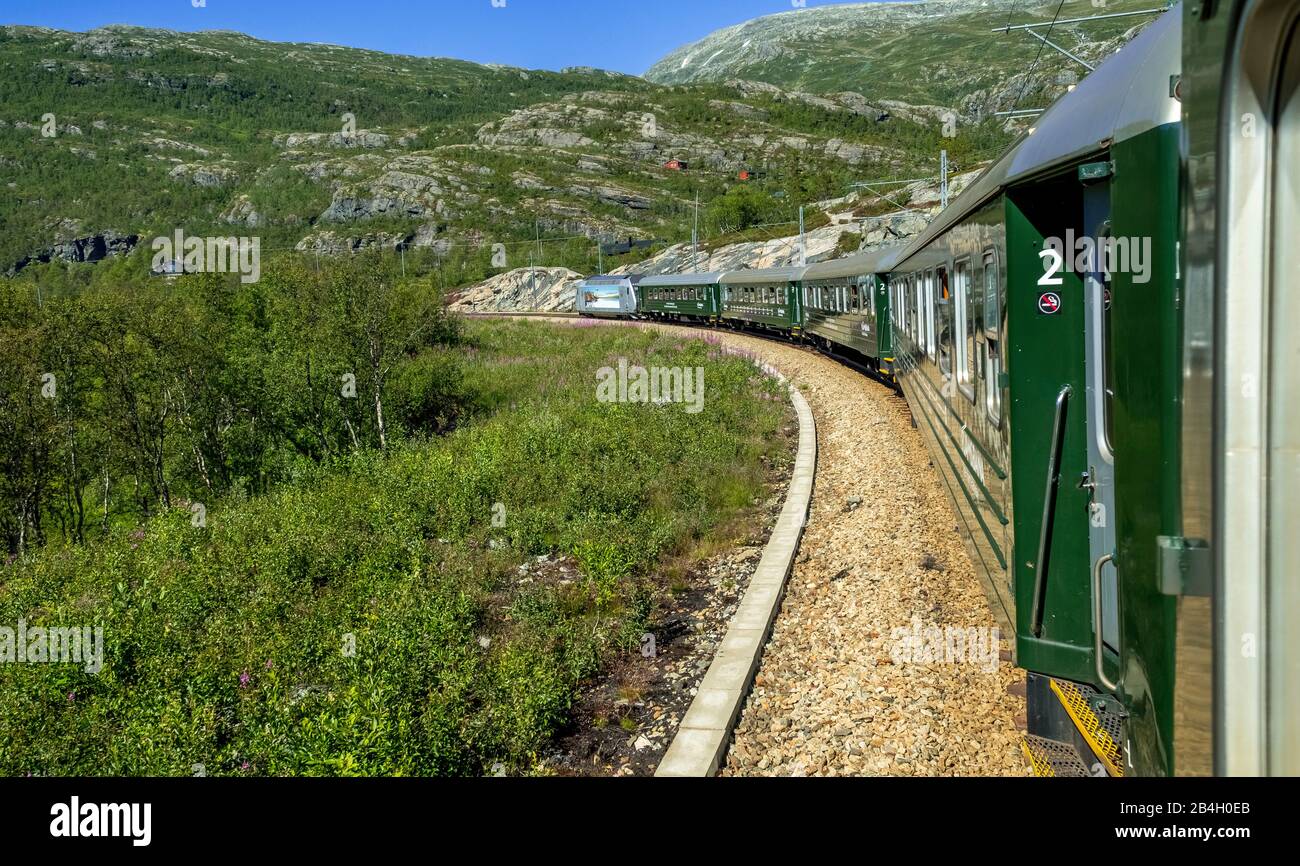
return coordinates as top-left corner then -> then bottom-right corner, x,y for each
1030,385 -> 1072,638
1093,553 -> 1119,691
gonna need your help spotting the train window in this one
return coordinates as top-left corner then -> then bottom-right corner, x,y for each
983,252 -> 1003,426
983,250 -> 1001,340
922,272 -> 931,354
913,276 -> 922,347
850,284 -> 860,314
936,268 -> 951,376
955,260 -> 974,401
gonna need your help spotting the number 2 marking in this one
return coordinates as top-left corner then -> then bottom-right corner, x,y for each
1038,248 -> 1064,286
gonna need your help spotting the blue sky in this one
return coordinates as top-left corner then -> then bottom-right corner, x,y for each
0,0 -> 887,75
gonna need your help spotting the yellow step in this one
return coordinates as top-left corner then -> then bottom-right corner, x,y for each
1050,678 -> 1124,777
1020,734 -> 1091,777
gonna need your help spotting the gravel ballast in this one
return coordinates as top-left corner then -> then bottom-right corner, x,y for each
680,329 -> 1029,777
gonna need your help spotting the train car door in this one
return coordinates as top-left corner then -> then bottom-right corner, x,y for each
1005,174 -> 1098,687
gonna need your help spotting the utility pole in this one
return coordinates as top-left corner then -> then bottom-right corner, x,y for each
597,240 -> 603,275
692,191 -> 700,271
940,150 -> 949,210
798,205 -> 807,266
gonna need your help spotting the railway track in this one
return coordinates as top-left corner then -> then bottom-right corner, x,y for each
468,311 -> 1029,775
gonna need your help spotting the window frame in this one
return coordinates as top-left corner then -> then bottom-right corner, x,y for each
955,258 -> 975,402
981,249 -> 1004,427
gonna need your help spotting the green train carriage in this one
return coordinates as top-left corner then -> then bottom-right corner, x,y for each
718,266 -> 807,336
801,247 -> 905,378
638,272 -> 724,323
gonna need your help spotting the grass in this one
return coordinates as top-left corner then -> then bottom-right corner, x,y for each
0,319 -> 791,776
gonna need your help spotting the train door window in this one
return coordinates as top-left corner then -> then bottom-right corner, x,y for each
954,261 -> 974,400
913,275 -> 919,334
909,276 -> 917,337
925,271 -> 935,357
911,276 -> 919,343
982,251 -> 1003,425
921,270 -> 932,358
1099,225 -> 1115,454
914,276 -> 923,349
936,267 -> 952,378
851,283 -> 861,315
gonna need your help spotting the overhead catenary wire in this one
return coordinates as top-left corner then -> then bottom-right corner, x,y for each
1011,0 -> 1069,114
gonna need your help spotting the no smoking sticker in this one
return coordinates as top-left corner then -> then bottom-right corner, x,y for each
1038,291 -> 1062,315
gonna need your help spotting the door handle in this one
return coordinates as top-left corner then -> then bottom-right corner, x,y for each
1092,552 -> 1119,692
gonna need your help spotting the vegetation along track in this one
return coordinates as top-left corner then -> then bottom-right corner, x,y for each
480,314 -> 1029,775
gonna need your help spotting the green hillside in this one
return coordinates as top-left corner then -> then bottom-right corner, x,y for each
0,23 -> 1005,277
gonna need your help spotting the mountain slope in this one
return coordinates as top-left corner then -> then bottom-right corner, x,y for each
646,0 -> 1160,106
0,24 -> 1006,273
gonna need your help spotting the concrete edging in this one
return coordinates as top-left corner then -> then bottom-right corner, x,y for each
655,361 -> 816,777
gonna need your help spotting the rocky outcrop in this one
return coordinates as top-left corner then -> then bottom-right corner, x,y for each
273,130 -> 392,149
448,267 -> 583,313
567,182 -> 652,211
219,194 -> 263,228
320,165 -> 476,222
10,229 -> 139,275
293,230 -> 412,255
169,162 -> 238,187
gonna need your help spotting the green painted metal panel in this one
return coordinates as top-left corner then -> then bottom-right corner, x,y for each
1110,124 -> 1182,777
1005,183 -> 1099,686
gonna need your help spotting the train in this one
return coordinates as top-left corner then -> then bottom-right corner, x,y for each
574,2 -> 1297,777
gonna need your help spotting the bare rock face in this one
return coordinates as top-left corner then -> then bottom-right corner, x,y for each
273,130 -> 392,149
448,267 -> 583,314
566,182 -> 652,211
220,194 -> 263,228
293,230 -> 411,255
9,227 -> 139,274
169,162 -> 238,187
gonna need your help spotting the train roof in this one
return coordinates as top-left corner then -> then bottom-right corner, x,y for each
639,272 -> 726,287
718,265 -> 810,286
802,245 -> 908,281
581,273 -> 645,285
894,5 -> 1181,269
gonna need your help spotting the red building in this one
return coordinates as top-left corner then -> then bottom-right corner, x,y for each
663,159 -> 688,171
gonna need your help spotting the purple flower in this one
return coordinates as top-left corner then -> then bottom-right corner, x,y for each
241,761 -> 250,771
67,691 -> 75,703
264,659 -> 273,670
239,671 -> 251,688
